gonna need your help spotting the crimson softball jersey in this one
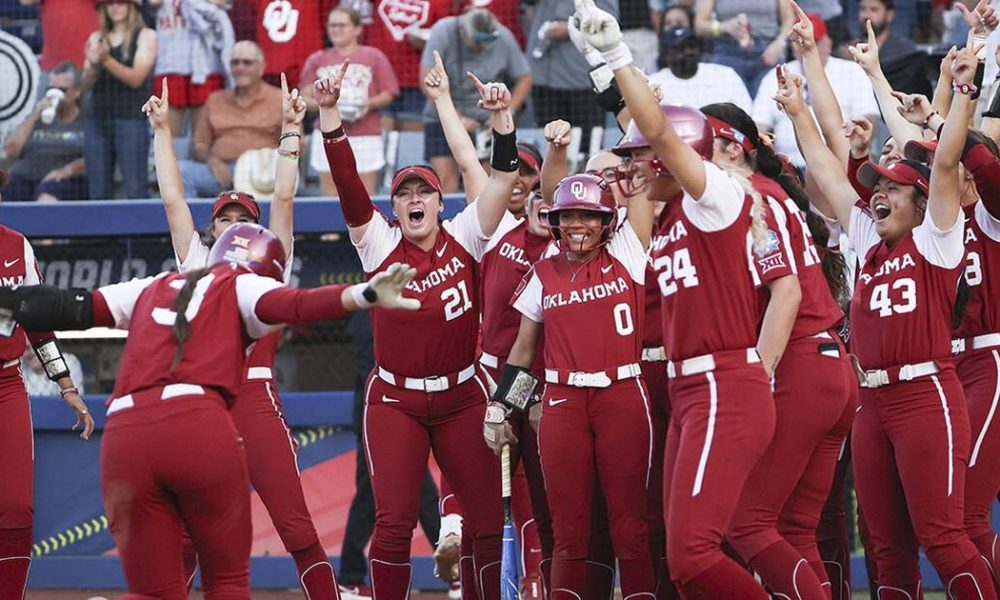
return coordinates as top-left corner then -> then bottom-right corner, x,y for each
750,174 -> 844,338
0,226 -> 44,360
479,217 -> 553,362
955,201 -> 1000,338
356,204 -> 491,376
512,219 -> 647,372
178,232 -> 293,380
643,207 -> 673,349
98,266 -> 285,406
653,162 -> 762,360
848,205 -> 965,370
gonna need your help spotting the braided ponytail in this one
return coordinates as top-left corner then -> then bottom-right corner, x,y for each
171,267 -> 214,371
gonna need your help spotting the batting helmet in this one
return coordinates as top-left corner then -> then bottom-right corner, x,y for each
548,174 -> 618,247
613,104 -> 713,159
208,223 -> 287,282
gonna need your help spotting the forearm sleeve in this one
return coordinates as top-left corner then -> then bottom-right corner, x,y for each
255,285 -> 350,325
0,286 -> 100,331
323,133 -> 375,227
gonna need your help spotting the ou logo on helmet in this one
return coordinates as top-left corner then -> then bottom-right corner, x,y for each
263,0 -> 300,43
570,180 -> 589,200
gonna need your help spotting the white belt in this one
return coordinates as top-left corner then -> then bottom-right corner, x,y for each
2,358 -> 18,369
479,352 -> 500,369
863,361 -> 940,389
544,362 -> 642,388
952,333 -> 1000,355
641,346 -> 667,362
107,383 -> 206,415
667,348 -> 760,379
246,367 -> 273,380
377,364 -> 477,392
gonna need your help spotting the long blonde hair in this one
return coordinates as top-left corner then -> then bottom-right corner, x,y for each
726,168 -> 769,255
98,3 -> 144,61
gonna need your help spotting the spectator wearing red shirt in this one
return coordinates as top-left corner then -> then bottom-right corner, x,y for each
250,0 -> 336,87
20,0 -> 98,72
301,7 -> 399,195
365,0 -> 455,130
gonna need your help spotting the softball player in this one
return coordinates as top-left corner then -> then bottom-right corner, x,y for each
493,172 -> 655,597
776,48 -> 998,597
578,9 -> 809,595
698,103 -> 856,599
144,77 -> 343,597
0,224 -> 418,599
0,170 -> 93,600
317,66 -> 518,598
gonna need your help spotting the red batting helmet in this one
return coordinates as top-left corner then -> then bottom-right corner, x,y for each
613,104 -> 713,160
548,174 -> 618,248
208,223 -> 287,282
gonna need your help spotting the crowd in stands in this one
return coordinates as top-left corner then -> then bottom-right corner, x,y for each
0,0 -> 978,201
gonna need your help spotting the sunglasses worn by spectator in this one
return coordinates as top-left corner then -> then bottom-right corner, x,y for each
230,58 -> 258,67
328,22 -> 352,29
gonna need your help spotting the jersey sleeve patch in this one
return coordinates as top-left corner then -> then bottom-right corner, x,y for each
235,273 -> 287,339
355,212 -> 402,272
511,269 -> 544,323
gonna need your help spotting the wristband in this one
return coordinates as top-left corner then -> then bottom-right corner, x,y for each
279,131 -> 301,143
600,44 -> 633,71
491,130 -> 519,173
595,82 -> 626,116
922,110 -> 940,129
492,364 -> 539,411
349,283 -> 376,309
59,386 -> 79,397
972,61 -> 986,100
588,63 -> 614,93
322,125 -> 347,142
277,148 -> 300,160
484,402 -> 510,424
33,338 -> 70,381
954,82 -> 978,97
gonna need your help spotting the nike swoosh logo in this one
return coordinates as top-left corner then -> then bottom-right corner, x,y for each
436,242 -> 448,258
601,264 -> 613,274
382,395 -> 400,403
548,398 -> 567,406
4,259 -> 19,268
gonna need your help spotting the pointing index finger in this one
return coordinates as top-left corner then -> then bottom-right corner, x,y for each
788,0 -> 808,22
433,50 -> 444,70
466,71 -> 487,94
161,77 -> 169,104
281,72 -> 288,97
866,19 -> 876,44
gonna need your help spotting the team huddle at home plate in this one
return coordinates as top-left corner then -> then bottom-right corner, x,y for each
5,0 -> 1000,599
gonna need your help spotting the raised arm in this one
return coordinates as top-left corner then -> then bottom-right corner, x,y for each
466,73 -> 519,236
929,47 -> 977,231
541,120 -> 572,202
848,20 -> 923,147
774,75 -> 859,228
143,81 -> 198,261
788,0 -> 850,163
423,51 -> 488,203
315,62 -> 376,244
625,181 -> 654,250
270,73 -> 305,256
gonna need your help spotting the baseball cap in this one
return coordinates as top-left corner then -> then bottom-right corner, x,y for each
857,159 -> 930,196
903,139 -> 938,164
806,13 -> 828,41
460,8 -> 500,45
212,191 -> 261,222
518,146 -> 541,174
391,166 -> 444,196
661,26 -> 699,51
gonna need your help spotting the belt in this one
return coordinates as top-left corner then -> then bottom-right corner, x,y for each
107,383 -> 206,415
246,367 -> 273,380
952,333 -> 1000,355
667,348 -> 760,379
862,360 -> 939,389
377,364 -> 477,392
479,352 -> 500,369
544,362 -> 642,388
641,346 -> 667,362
